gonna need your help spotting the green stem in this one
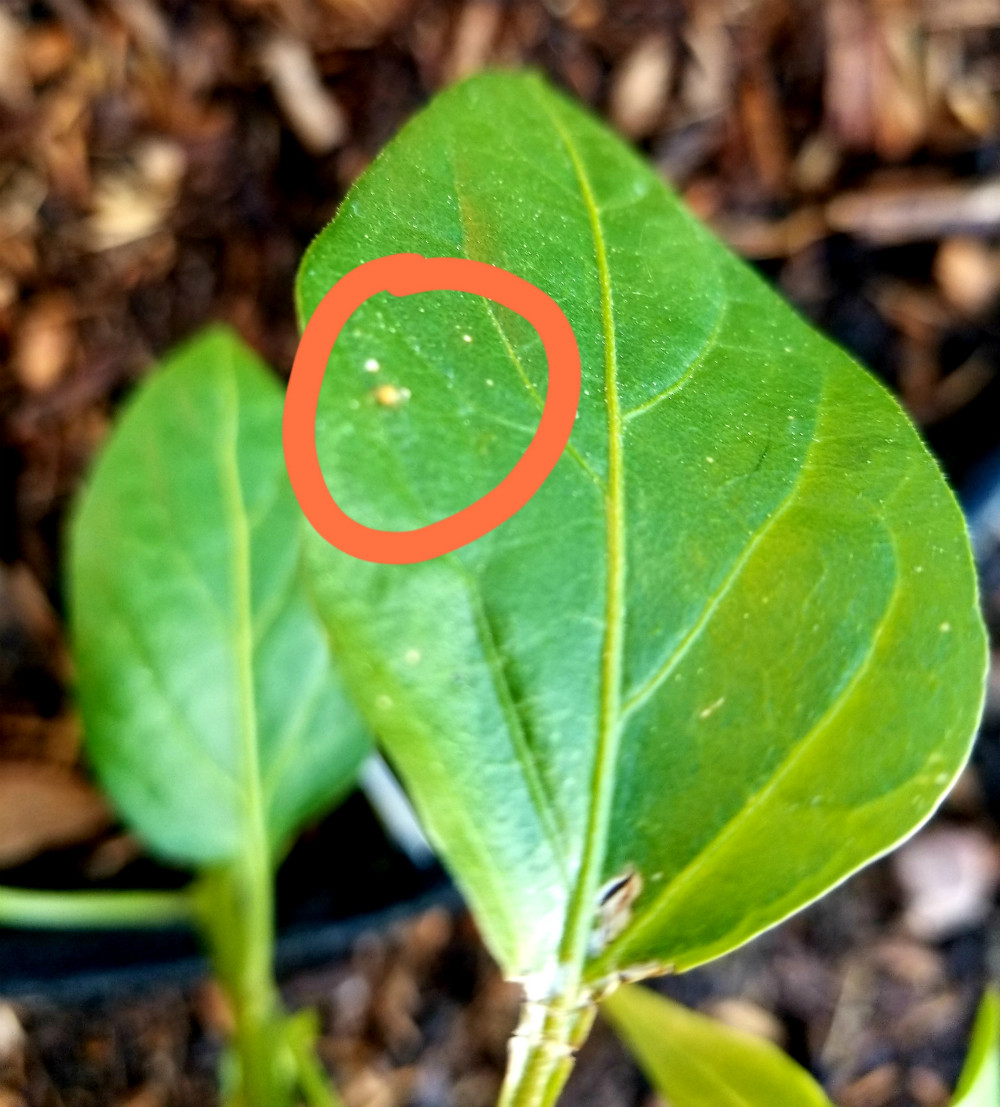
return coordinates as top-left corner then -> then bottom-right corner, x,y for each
0,884 -> 195,929
202,367 -> 301,1106
497,994 -> 597,1107
198,862 -> 298,1107
192,368 -> 339,1106
289,1027 -> 344,1107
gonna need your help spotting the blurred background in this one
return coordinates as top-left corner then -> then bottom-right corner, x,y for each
1,0 -> 1000,1104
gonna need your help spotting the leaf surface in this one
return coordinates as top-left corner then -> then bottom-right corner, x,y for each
296,72 -> 987,986
954,990 -> 1000,1107
70,326 -> 370,864
604,983 -> 833,1107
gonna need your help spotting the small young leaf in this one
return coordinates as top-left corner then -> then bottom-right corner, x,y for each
70,326 -> 370,865
296,72 -> 987,991
604,983 -> 833,1107
954,989 -> 1000,1107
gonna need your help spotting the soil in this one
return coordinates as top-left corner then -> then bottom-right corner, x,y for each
1,1 -> 1000,1105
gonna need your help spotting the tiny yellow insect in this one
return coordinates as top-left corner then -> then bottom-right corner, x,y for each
373,384 -> 411,409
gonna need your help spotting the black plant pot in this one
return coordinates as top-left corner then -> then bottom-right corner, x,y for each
967,445 -> 1000,825
0,791 -> 454,1000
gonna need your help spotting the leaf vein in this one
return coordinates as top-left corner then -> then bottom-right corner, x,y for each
535,87 -> 628,978
622,511 -> 903,945
623,298 -> 727,423
621,426 -> 819,718
95,585 -> 239,796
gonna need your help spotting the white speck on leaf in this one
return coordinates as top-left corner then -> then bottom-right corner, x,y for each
699,696 -> 725,719
364,358 -> 380,372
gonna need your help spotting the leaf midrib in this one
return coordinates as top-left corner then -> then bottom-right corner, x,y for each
535,87 -> 628,982
217,359 -> 272,875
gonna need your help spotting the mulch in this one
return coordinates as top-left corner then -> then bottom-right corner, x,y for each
1,1 -> 1000,1104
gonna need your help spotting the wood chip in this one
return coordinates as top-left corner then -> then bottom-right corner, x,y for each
0,168 -> 47,240
0,271 -> 17,312
22,21 -> 76,84
608,35 -> 673,140
793,132 -> 843,194
259,33 -> 348,155
106,0 -> 170,58
894,826 -> 1000,940
946,74 -> 998,137
445,1 -> 504,83
0,8 -> 30,108
896,992 -> 964,1046
86,140 -> 185,251
13,291 -> 76,393
935,236 -> 1000,315
342,1067 -> 396,1107
115,1086 -> 166,1107
192,979 -> 235,1038
838,1063 -> 903,1107
0,563 -> 69,679
821,957 -> 877,1075
681,6 -> 730,120
0,762 -> 110,868
711,206 -> 828,259
827,177 -> 1000,243
704,997 -> 786,1044
0,714 -> 81,764
84,832 -> 143,879
740,65 -> 791,194
559,0 -> 603,31
824,0 -> 876,149
872,8 -> 927,160
0,1005 -> 25,1068
317,0 -> 412,45
908,1066 -> 950,1107
871,938 -> 945,989
920,0 -> 1000,29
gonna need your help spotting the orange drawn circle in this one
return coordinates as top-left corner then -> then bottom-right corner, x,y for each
283,254 -> 582,565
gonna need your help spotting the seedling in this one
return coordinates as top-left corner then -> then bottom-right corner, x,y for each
2,328 -> 370,1107
294,71 -> 988,1105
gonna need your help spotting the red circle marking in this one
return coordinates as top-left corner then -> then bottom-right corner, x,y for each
283,254 -> 581,565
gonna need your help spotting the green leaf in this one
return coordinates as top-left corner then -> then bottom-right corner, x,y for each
295,71 -> 987,991
70,325 -> 370,865
954,990 -> 1000,1107
604,983 -> 833,1107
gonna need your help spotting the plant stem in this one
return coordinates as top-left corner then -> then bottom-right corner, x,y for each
0,885 -> 195,929
497,992 -> 597,1107
197,860 -> 299,1107
289,1025 -> 345,1107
